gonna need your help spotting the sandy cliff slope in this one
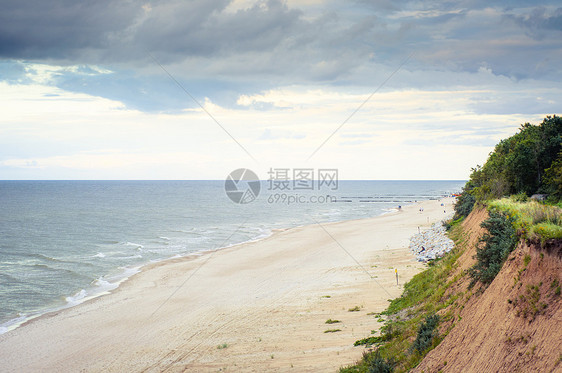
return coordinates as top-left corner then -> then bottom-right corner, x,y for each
414,209 -> 562,373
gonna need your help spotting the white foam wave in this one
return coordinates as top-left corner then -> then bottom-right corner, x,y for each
125,242 -> 144,250
0,265 -> 142,336
0,315 -> 28,335
65,289 -> 87,306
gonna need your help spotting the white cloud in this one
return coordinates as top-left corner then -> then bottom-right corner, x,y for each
23,63 -> 113,85
0,73 -> 555,180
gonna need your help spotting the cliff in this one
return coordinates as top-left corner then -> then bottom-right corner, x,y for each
413,209 -> 562,373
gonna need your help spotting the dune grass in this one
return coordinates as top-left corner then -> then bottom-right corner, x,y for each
488,198 -> 562,240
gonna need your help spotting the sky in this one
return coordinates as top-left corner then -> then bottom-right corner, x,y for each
1,0 -> 561,180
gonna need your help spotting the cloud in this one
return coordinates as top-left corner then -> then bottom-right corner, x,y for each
1,1 -> 561,179
2,0 -> 561,111
0,0 -> 307,65
510,6 -> 562,31
258,128 -> 306,140
1,0 -> 557,83
0,0 -> 143,60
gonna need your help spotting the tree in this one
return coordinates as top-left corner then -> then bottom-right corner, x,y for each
459,116 -> 562,203
543,151 -> 562,200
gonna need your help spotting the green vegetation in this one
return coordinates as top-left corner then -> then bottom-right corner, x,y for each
366,351 -> 395,373
551,279 -> 561,296
340,224 -> 467,372
453,116 -> 562,243
341,116 -> 562,372
326,319 -> 341,324
217,343 -> 228,349
472,116 -> 561,201
510,284 -> 547,320
348,306 -> 361,312
469,211 -> 517,285
340,350 -> 395,373
453,188 -> 476,219
454,116 -> 562,219
325,329 -> 342,333
411,314 -> 439,354
488,198 -> 562,240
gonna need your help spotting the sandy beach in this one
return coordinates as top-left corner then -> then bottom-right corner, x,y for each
0,198 -> 454,372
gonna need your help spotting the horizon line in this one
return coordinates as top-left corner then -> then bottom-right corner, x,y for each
0,179 -> 468,182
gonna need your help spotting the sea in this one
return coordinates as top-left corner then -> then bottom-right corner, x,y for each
0,180 -> 464,334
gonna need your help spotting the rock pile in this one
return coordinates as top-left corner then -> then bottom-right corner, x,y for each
409,223 -> 455,262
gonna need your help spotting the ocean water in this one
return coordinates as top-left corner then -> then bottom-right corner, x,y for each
0,180 -> 464,333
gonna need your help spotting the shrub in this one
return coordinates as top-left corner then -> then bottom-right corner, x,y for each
411,314 -> 440,354
488,199 -> 562,239
530,222 -> 562,239
512,192 -> 528,202
470,211 -> 517,284
454,191 -> 476,218
367,350 -> 395,373
445,217 -> 464,231
354,323 -> 400,346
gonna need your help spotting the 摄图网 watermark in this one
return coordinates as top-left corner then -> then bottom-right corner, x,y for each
224,168 -> 339,204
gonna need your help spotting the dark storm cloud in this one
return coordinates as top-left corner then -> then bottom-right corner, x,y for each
0,0 -> 143,59
0,0 -> 308,64
2,0 -> 562,114
3,0 -> 561,82
133,0 -> 303,60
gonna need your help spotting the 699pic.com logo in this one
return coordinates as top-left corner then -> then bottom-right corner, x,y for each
224,168 -> 261,204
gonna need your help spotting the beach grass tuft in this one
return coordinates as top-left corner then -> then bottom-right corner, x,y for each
324,329 -> 341,333
325,319 -> 341,324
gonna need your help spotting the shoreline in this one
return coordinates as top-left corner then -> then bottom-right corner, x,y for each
0,197 -> 456,372
0,200 -> 413,335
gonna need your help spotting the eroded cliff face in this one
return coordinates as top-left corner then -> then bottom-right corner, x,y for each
414,209 -> 562,373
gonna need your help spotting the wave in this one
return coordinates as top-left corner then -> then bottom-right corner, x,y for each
10,252 -> 81,265
0,272 -> 22,283
0,265 -> 141,336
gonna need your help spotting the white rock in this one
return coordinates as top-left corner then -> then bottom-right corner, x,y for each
409,221 -> 455,262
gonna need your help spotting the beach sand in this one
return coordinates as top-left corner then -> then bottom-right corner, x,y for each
0,198 -> 455,372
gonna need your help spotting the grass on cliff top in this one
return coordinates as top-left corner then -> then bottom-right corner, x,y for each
488,198 -> 562,240
340,220 -> 469,373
